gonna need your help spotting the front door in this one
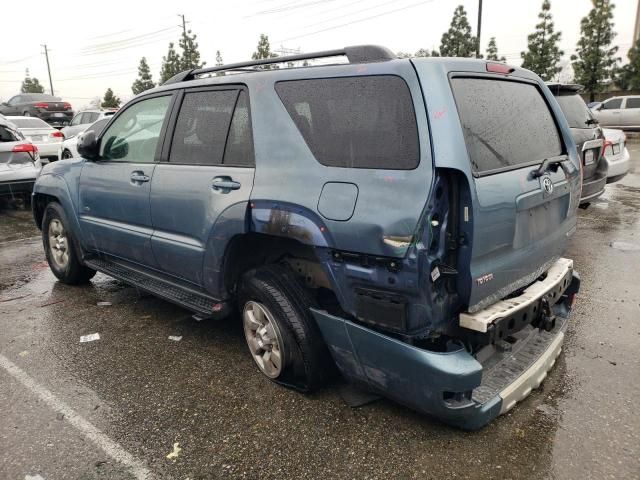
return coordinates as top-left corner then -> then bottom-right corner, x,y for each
78,93 -> 173,266
597,97 -> 623,127
150,87 -> 255,289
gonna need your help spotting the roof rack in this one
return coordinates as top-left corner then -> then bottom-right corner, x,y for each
163,44 -> 396,85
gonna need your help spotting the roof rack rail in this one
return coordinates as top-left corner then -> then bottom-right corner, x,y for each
163,44 -> 396,85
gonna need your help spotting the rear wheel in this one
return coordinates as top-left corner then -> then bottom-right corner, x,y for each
61,149 -> 73,160
23,111 -> 30,117
238,264 -> 331,392
42,202 -> 96,284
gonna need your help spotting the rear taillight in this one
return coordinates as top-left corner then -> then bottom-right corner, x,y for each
34,102 -> 49,109
12,143 -> 38,153
63,102 -> 72,110
601,140 -> 612,158
50,131 -> 64,138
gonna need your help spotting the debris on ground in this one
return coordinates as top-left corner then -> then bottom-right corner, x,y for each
25,475 -> 46,480
38,299 -> 64,307
97,301 -> 112,306
80,333 -> 100,343
166,442 -> 182,461
0,294 -> 31,303
18,351 -> 28,357
168,336 -> 183,342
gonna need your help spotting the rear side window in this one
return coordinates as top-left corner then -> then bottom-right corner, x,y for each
554,93 -> 595,129
275,75 -> 419,169
451,78 -> 562,175
224,91 -> 254,166
169,90 -> 237,165
0,125 -> 20,142
625,98 -> 640,109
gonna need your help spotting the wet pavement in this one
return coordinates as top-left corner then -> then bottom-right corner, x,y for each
1,146 -> 639,480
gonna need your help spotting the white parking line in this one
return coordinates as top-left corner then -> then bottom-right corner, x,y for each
0,354 -> 153,480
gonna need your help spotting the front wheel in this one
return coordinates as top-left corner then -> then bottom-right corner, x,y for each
42,202 -> 96,284
61,149 -> 73,160
23,111 -> 30,117
238,264 -> 331,392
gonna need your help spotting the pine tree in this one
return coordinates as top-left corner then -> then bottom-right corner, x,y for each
571,0 -> 619,102
159,43 -> 182,84
397,49 -> 438,58
131,57 -> 155,95
439,5 -> 477,57
252,34 -> 278,69
520,1 -> 563,80
179,29 -> 205,70
615,37 -> 640,90
101,88 -> 121,108
20,70 -> 45,93
486,37 -> 506,62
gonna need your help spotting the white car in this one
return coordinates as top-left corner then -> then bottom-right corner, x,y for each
7,116 -> 63,163
60,108 -> 118,140
0,117 -> 41,197
591,96 -> 640,130
59,117 -> 111,159
602,128 -> 630,183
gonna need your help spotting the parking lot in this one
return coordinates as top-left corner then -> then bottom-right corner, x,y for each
0,143 -> 638,480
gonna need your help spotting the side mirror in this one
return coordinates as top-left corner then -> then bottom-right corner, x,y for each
1,102 -> 8,106
77,130 -> 100,160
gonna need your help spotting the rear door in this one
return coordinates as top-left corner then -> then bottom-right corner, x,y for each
149,86 -> 255,288
449,76 -> 580,311
78,93 -> 173,266
622,97 -> 640,127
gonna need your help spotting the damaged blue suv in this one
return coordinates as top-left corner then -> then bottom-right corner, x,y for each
32,45 -> 581,429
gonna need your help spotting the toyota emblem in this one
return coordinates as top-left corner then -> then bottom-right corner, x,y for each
541,176 -> 554,194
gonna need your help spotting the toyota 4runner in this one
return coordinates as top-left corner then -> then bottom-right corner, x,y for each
32,45 -> 581,429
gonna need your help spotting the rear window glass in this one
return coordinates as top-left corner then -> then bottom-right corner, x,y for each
451,78 -> 562,175
625,98 -> 640,109
554,93 -> 595,129
275,75 -> 419,169
24,94 -> 60,101
169,90 -> 237,165
9,118 -> 50,128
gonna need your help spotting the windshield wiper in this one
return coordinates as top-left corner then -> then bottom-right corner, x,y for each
531,157 -> 569,178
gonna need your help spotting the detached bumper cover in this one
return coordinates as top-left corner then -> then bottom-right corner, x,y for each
312,270 -> 580,430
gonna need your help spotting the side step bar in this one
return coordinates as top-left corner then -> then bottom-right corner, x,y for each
84,256 -> 227,317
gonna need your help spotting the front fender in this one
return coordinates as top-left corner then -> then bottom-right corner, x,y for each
33,172 -> 84,246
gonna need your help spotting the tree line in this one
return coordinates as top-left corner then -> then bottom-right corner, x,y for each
18,0 -> 639,106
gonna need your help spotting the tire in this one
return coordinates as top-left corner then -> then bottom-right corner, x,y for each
42,202 -> 96,284
61,149 -> 73,160
23,111 -> 30,117
238,264 -> 332,392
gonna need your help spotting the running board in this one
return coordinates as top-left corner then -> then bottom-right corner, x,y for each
84,256 -> 228,317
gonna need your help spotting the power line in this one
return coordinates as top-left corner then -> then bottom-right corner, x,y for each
79,26 -> 177,54
278,0 -> 434,43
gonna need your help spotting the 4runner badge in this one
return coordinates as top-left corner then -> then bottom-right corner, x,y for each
541,176 -> 554,195
476,273 -> 494,285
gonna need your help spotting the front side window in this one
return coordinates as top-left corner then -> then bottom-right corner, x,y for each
451,78 -> 562,175
224,91 -> 254,166
603,98 -> 622,110
100,95 -> 171,162
169,90 -> 237,165
625,98 -> 640,109
275,75 -> 419,169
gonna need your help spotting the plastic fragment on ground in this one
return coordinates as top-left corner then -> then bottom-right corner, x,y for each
168,336 -> 182,342
80,333 -> 100,343
97,301 -> 112,306
166,442 -> 182,461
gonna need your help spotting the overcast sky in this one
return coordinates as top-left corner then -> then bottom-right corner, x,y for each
0,0 -> 636,108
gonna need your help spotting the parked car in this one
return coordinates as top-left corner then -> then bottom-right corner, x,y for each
60,109 -> 118,140
7,116 -> 63,163
32,47 -> 581,430
0,116 -> 41,197
0,93 -> 73,127
547,83 -> 608,205
591,95 -> 640,130
59,117 -> 111,159
602,128 -> 630,183
587,101 -> 602,110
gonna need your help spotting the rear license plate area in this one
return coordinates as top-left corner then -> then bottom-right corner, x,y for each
612,144 -> 620,154
29,135 -> 43,142
584,149 -> 595,165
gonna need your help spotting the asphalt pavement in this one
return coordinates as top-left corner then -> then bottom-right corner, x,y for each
1,145 -> 639,479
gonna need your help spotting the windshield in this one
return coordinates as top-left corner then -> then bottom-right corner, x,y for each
555,93 -> 596,129
9,118 -> 50,129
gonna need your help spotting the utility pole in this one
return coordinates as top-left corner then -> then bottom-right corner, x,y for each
178,14 -> 187,36
41,44 -> 54,95
476,0 -> 483,58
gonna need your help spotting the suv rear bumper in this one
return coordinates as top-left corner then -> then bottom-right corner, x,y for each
311,262 -> 580,430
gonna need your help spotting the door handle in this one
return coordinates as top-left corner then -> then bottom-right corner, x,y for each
130,171 -> 150,184
212,177 -> 241,192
